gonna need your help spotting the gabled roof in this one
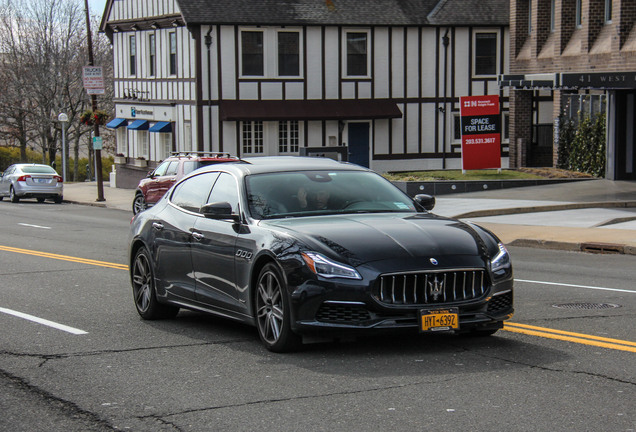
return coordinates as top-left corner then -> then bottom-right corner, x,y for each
100,0 -> 509,32
176,0 -> 508,26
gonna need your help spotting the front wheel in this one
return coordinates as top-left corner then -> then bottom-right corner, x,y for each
255,263 -> 301,352
131,246 -> 179,319
132,193 -> 146,214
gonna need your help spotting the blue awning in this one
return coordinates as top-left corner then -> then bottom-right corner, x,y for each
127,119 -> 149,130
149,121 -> 172,133
106,118 -> 128,129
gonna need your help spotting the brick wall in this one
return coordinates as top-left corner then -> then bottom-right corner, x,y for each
509,89 -> 533,168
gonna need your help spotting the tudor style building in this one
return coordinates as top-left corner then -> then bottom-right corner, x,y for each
501,0 -> 636,179
100,0 -> 510,188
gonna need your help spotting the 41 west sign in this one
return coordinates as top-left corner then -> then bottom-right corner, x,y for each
460,95 -> 501,170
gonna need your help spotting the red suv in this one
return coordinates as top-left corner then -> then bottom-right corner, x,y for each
132,152 -> 238,214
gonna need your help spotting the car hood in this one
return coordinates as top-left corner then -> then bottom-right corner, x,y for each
262,213 -> 491,267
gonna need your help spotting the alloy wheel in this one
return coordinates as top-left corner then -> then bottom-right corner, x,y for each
256,270 -> 284,345
132,251 -> 152,314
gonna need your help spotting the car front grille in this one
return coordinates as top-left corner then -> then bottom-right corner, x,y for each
487,291 -> 513,313
316,303 -> 372,324
373,269 -> 489,306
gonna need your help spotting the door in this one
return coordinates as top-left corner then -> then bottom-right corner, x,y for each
191,172 -> 243,312
145,160 -> 178,205
613,91 -> 636,180
152,172 -> 219,301
348,122 -> 370,168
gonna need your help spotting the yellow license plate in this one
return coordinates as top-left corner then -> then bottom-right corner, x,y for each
420,308 -> 459,332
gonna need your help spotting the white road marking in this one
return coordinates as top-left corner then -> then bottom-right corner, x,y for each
516,279 -> 635,294
0,307 -> 87,335
18,223 -> 51,230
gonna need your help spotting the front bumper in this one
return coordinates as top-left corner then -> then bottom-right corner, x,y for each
288,273 -> 513,336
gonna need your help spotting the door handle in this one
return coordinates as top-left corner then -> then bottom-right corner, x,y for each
191,231 -> 204,241
152,222 -> 164,230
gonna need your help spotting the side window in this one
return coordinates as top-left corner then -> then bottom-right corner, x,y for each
153,161 -> 170,177
183,160 -> 198,175
165,161 -> 179,176
170,172 -> 219,213
207,173 -> 240,213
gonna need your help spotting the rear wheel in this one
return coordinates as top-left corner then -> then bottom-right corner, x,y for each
132,193 -> 146,214
255,263 -> 301,352
54,196 -> 63,204
9,187 -> 19,203
131,246 -> 179,319
37,197 -> 45,203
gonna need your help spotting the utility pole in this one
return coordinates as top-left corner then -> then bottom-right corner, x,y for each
84,0 -> 105,201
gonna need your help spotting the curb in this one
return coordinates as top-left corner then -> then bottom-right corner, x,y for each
453,200 -> 636,219
508,239 -> 636,255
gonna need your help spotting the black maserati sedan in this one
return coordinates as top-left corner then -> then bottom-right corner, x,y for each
128,156 -> 513,352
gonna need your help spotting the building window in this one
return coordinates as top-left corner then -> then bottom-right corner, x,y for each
116,128 -> 127,154
148,34 -> 156,76
278,121 -> 299,153
453,114 -> 462,142
474,32 -> 498,76
550,0 -> 556,32
169,32 -> 177,75
183,122 -> 192,152
503,113 -> 510,141
242,121 -> 264,154
278,32 -> 300,76
346,31 -> 368,77
241,31 -> 264,76
576,0 -> 582,28
138,131 -> 148,159
528,0 -> 533,34
604,0 -> 612,23
159,133 -> 171,160
129,35 -> 136,76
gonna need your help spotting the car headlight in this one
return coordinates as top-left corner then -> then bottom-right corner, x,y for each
301,252 -> 362,280
491,243 -> 511,274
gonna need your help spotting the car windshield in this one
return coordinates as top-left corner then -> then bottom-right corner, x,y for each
245,170 -> 417,219
21,165 -> 58,174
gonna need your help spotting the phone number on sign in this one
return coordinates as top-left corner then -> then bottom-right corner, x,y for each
464,137 -> 497,145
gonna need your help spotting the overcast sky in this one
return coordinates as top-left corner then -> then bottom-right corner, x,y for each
88,0 -> 107,18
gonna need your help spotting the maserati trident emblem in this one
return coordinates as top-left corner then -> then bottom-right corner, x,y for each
428,275 -> 444,301
430,258 -> 438,265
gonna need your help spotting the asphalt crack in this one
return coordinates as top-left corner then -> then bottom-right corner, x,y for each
0,368 -> 117,431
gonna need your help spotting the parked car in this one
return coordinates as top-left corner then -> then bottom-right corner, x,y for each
128,156 -> 513,352
0,163 -> 63,203
132,152 -> 238,214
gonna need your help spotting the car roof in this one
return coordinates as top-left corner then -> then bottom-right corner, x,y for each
200,156 -> 369,176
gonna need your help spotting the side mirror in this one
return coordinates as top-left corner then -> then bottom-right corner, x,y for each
200,201 -> 240,221
414,194 -> 435,211
147,170 -> 155,178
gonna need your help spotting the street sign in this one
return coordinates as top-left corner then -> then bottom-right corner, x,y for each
459,95 -> 501,170
92,136 -> 103,150
83,66 -> 105,95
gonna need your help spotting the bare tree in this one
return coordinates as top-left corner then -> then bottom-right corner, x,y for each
0,0 -> 113,179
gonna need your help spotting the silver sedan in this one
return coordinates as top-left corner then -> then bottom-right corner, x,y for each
0,163 -> 63,203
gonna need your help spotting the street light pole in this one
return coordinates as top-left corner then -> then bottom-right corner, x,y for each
84,0 -> 105,201
58,113 -> 68,182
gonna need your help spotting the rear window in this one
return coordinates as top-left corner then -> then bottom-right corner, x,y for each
21,166 -> 58,174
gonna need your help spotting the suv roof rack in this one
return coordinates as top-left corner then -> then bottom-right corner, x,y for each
170,151 -> 236,159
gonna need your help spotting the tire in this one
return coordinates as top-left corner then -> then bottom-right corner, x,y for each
255,263 -> 301,352
462,325 -> 501,337
9,187 -> 19,203
132,193 -> 146,214
37,197 -> 45,203
54,196 -> 63,204
131,246 -> 179,320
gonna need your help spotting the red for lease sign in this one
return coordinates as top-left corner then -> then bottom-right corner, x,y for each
460,95 -> 501,170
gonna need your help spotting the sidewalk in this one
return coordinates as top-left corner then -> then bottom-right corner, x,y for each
63,179 -> 636,255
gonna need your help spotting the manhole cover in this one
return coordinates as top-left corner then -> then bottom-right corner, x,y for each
552,303 -> 621,310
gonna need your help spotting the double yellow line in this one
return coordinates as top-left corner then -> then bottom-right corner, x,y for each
1,244 -> 634,353
0,245 -> 129,271
505,322 -> 636,353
